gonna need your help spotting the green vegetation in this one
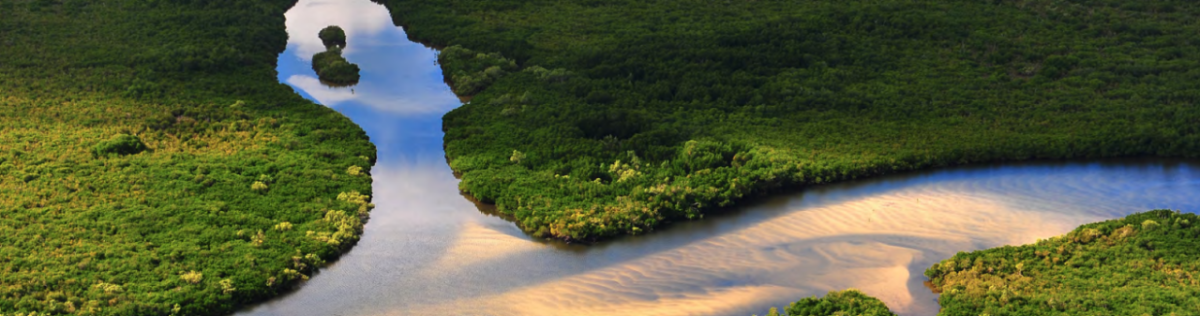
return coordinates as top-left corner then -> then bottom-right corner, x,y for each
756,290 -> 896,316
763,211 -> 1200,315
311,25 -> 360,86
438,45 -> 519,95
926,210 -> 1200,315
312,47 -> 361,86
318,25 -> 347,49
1,0 -> 374,315
376,0 -> 1200,241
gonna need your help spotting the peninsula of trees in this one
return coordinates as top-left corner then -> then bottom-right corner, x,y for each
375,0 -> 1200,241
926,210 -> 1200,315
2,0 -> 375,315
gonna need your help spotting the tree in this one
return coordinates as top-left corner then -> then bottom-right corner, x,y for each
312,47 -> 360,85
319,25 -> 347,49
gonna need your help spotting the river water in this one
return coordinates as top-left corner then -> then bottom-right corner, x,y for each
237,0 -> 1200,315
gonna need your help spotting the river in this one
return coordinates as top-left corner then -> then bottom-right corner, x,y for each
236,0 -> 1200,315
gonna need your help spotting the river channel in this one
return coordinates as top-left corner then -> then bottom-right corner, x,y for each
237,1 -> 1200,315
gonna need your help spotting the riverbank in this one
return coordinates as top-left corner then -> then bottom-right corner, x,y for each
0,1 -> 374,315
926,210 -> 1200,315
373,0 -> 1200,242
766,210 -> 1200,315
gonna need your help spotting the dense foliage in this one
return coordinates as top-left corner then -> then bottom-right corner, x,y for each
318,25 -> 346,49
926,210 -> 1200,315
756,290 -> 896,316
376,0 -> 1200,241
311,47 -> 361,86
437,45 -> 519,95
1,0 -> 374,315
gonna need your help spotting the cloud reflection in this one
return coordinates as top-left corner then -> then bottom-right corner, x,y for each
285,75 -> 357,105
250,0 -> 1200,315
284,0 -> 395,59
278,0 -> 460,115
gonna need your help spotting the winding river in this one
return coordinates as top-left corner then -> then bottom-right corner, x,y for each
237,1 -> 1200,315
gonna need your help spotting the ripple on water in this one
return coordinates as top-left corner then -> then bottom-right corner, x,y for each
242,0 -> 1200,315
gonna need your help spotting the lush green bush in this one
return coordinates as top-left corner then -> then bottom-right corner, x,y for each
757,290 -> 896,316
926,210 -> 1200,315
312,47 -> 360,85
318,25 -> 346,49
374,0 -> 1200,241
0,0 -> 375,315
92,133 -> 148,157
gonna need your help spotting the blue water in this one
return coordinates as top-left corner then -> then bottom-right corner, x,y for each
238,1 -> 1200,315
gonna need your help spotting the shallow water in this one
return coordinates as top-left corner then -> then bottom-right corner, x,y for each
239,0 -> 1200,315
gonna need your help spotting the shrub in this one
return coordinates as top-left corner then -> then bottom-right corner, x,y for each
219,279 -> 236,294
92,133 -> 147,156
92,282 -> 123,294
510,149 -> 525,164
336,191 -> 374,215
180,271 -> 203,284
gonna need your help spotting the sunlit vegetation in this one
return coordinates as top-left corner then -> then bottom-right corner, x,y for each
312,47 -> 361,86
1,0 -> 374,315
926,210 -> 1200,315
376,0 -> 1200,241
766,211 -> 1200,315
756,290 -> 896,316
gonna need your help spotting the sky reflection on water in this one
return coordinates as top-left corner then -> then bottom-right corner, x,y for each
239,1 -> 1200,315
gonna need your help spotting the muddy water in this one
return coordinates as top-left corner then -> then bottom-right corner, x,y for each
238,0 -> 1200,315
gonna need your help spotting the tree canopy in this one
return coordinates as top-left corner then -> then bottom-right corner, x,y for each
926,210 -> 1200,315
758,290 -> 896,316
765,210 -> 1200,315
373,0 -> 1200,241
0,0 -> 374,315
312,47 -> 361,86
318,25 -> 347,49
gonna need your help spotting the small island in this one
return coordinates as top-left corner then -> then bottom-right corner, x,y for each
313,25 -> 360,86
757,290 -> 895,316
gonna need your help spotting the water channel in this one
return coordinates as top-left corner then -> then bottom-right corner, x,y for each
237,0 -> 1200,315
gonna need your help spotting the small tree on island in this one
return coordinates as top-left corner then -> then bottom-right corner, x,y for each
319,25 -> 347,49
312,47 -> 360,85
311,25 -> 360,86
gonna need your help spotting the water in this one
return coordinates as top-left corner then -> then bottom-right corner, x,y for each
239,0 -> 1200,315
